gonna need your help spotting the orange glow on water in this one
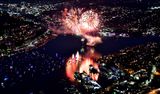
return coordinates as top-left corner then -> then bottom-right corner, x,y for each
66,54 -> 80,81
79,58 -> 99,81
66,51 -> 100,81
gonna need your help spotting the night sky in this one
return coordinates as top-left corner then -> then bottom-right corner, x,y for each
1,0 -> 160,7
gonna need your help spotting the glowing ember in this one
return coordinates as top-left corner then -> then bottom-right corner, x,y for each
148,88 -> 160,94
66,50 -> 100,81
49,8 -> 102,46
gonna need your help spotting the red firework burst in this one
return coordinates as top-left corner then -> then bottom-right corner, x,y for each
49,7 -> 103,46
61,8 -> 100,34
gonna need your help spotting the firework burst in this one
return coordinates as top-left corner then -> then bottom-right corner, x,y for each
49,7 -> 103,46
61,8 -> 100,34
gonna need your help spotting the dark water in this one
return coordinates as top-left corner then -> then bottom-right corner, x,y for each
42,35 -> 83,57
96,36 -> 160,55
41,35 -> 160,57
